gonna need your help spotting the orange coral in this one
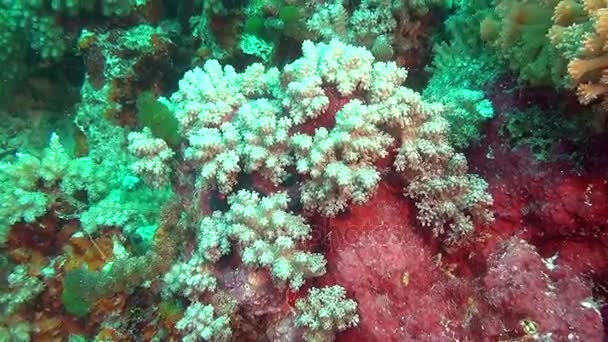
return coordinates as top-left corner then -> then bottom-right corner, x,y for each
585,0 -> 606,12
553,0 -> 608,112
569,55 -> 608,81
576,82 -> 608,103
553,0 -> 586,25
595,8 -> 608,38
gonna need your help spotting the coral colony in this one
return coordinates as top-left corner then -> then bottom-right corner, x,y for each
2,0 -> 608,341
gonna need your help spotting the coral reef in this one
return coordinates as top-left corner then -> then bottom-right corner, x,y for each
295,285 -> 359,342
0,1 -> 607,341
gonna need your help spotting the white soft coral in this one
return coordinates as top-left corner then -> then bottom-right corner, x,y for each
128,128 -> 174,189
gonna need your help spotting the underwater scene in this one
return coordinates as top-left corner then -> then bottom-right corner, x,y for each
2,0 -> 608,341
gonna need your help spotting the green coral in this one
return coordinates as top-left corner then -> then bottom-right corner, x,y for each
0,134 -> 117,244
424,1 -> 502,148
551,20 -> 593,61
79,176 -> 172,236
239,0 -> 312,62
197,213 -> 232,263
425,78 -> 495,148
502,107 -> 592,162
445,0 -> 494,51
0,0 -> 150,102
444,89 -> 494,148
0,3 -> 63,102
136,92 -> 181,147
482,0 -> 567,86
278,5 -> 302,23
175,302 -> 234,342
239,34 -> 275,62
295,285 -> 359,342
0,265 -> 45,316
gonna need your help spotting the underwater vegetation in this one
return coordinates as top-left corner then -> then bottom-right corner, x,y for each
1,0 -> 608,341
